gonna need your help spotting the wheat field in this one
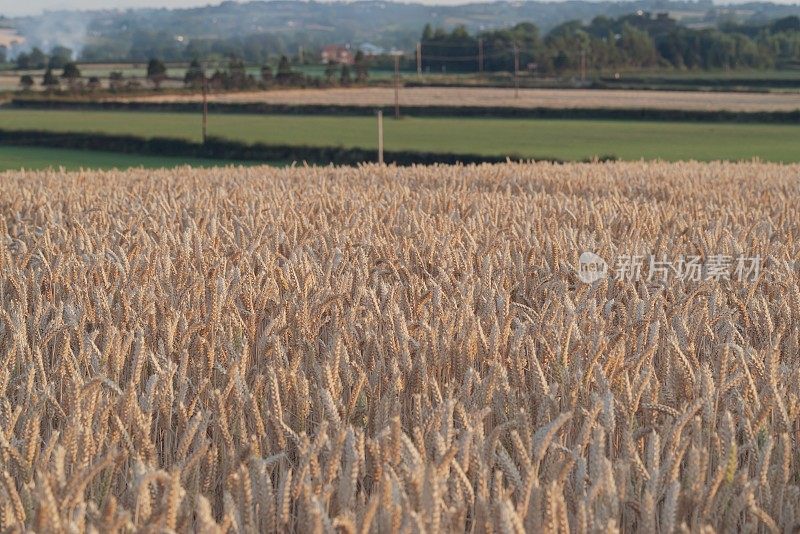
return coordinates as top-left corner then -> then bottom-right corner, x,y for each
122,86 -> 800,112
0,162 -> 799,533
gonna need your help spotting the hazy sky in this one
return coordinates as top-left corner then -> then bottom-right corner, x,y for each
4,0 -> 798,17
3,0 -> 217,17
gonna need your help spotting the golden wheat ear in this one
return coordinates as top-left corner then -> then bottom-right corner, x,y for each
0,161 -> 796,532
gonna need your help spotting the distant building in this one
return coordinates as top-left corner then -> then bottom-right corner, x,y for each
358,42 -> 385,56
321,44 -> 353,65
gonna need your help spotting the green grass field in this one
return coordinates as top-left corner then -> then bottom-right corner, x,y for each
289,65 -> 399,80
0,146 -> 248,171
606,68 -> 800,81
2,109 -> 800,162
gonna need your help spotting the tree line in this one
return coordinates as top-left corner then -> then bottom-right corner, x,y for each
12,10 -> 800,94
7,9 -> 800,74
18,53 -> 372,93
420,12 -> 800,74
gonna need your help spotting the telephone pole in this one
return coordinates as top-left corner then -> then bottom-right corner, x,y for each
202,74 -> 208,144
478,37 -> 484,75
513,44 -> 520,99
416,42 -> 422,78
377,110 -> 384,164
393,53 -> 401,119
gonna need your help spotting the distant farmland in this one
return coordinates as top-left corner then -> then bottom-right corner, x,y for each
122,86 -> 800,112
0,28 -> 24,47
2,109 -> 800,162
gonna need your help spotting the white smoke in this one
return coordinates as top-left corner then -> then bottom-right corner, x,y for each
14,11 -> 90,58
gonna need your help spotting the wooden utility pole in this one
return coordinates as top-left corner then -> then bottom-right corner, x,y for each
377,110 -> 384,164
513,44 -> 520,99
580,49 -> 586,81
299,45 -> 304,64
393,54 -> 401,119
478,37 -> 484,75
202,76 -> 208,144
416,42 -> 422,77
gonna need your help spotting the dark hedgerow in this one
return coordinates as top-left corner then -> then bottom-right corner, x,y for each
0,129 -> 617,166
9,98 -> 800,124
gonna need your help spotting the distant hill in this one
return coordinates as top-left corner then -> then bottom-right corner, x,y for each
7,0 -> 800,61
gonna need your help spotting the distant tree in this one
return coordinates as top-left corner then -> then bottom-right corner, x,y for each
15,52 -> 31,70
339,64 -> 352,85
618,23 -> 657,67
87,76 -> 102,91
208,69 -> 226,90
260,64 -> 273,85
354,50 -> 368,83
227,56 -> 249,88
184,59 -> 206,88
42,68 -> 59,91
771,15 -> 800,33
19,74 -> 34,91
0,46 -> 7,64
277,56 -> 291,75
109,71 -> 125,91
146,58 -> 168,89
29,47 -> 47,69
48,46 -> 73,69
47,56 -> 64,70
62,62 -> 83,92
276,55 -> 293,84
61,62 -> 81,82
552,50 -> 569,73
204,57 -> 256,90
324,61 -> 337,84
